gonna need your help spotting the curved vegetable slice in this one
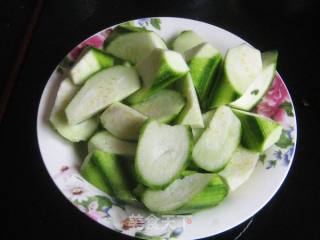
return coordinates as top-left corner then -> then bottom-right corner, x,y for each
100,102 -> 147,141
49,79 -> 99,142
105,31 -> 167,64
132,89 -> 185,123
175,73 -> 204,128
219,146 -> 259,191
70,46 -> 114,85
171,30 -> 204,53
141,173 -> 213,213
65,66 -> 140,125
192,106 -> 241,172
191,109 -> 215,142
229,50 -> 278,111
232,109 -> 283,152
208,44 -> 262,108
135,120 -> 192,189
88,131 -> 137,156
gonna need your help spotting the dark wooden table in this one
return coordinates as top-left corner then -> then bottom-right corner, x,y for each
2,0 -> 319,239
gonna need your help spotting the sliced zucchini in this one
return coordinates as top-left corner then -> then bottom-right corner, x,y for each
65,66 -> 140,125
141,172 -> 213,213
135,120 -> 192,189
184,43 -> 222,107
171,30 -> 204,53
91,150 -> 135,203
175,73 -> 204,128
192,106 -> 241,172
229,50 -> 278,111
208,44 -> 262,108
219,146 -> 259,191
126,49 -> 189,104
232,109 -> 283,152
191,109 -> 215,142
132,89 -> 185,123
168,174 -> 229,214
100,102 -> 147,141
88,131 -> 137,156
70,46 -> 114,85
49,79 -> 99,142
105,31 -> 167,64
80,153 -> 112,195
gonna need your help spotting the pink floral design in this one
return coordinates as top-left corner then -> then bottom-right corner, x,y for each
255,74 -> 292,127
68,29 -> 112,60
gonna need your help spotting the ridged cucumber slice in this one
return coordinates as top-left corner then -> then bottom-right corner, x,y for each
126,49 -> 189,104
65,66 -> 140,125
135,120 -> 192,189
70,46 -> 114,85
192,109 -> 215,142
132,89 -> 185,123
192,106 -> 241,172
171,30 -> 204,53
100,102 -> 147,141
175,73 -> 204,128
105,31 -> 167,64
229,50 -> 278,111
184,43 -> 222,106
168,174 -> 229,214
141,173 -> 213,213
49,79 -> 99,142
208,44 -> 262,108
91,150 -> 135,203
219,146 -> 259,191
80,153 -> 112,195
88,131 -> 136,156
232,109 -> 283,152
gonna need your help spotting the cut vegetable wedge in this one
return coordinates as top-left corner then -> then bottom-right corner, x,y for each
132,89 -> 185,123
219,146 -> 259,191
105,31 -> 167,64
141,172 -> 213,213
229,50 -> 278,111
126,49 -> 189,104
171,30 -> 204,53
91,150 -> 135,203
168,174 -> 229,214
175,73 -> 204,128
100,102 -> 147,141
135,120 -> 192,189
184,43 -> 222,106
49,79 -> 99,142
80,153 -> 112,195
232,109 -> 283,152
88,131 -> 137,156
208,44 -> 262,108
70,46 -> 114,85
65,66 -> 140,125
192,109 -> 215,142
192,106 -> 241,171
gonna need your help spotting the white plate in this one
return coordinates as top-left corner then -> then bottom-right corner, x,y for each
37,17 -> 297,240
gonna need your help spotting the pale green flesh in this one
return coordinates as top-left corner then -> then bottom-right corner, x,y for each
88,131 -> 137,156
132,89 -> 185,123
135,121 -> 192,189
105,31 -> 167,63
100,102 -> 147,141
232,109 -> 283,152
219,146 -> 259,191
229,51 -> 278,111
175,73 -> 204,128
80,153 -> 112,195
192,109 -> 215,142
70,47 -> 114,85
171,30 -> 204,53
142,173 -> 213,213
65,66 -> 141,125
50,79 -> 99,142
192,106 -> 241,171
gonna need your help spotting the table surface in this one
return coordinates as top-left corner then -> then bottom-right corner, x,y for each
2,0 -> 319,239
